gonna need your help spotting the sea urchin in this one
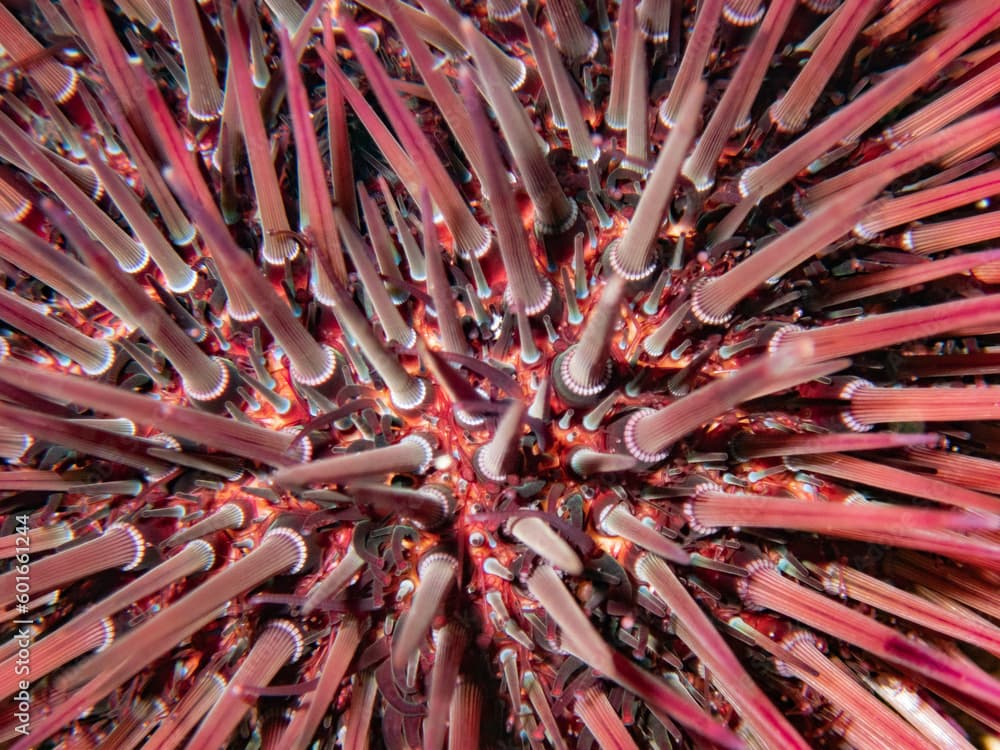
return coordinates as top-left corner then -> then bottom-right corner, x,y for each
0,0 -> 999,748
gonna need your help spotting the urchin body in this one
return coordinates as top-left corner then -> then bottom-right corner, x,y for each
0,1 -> 998,749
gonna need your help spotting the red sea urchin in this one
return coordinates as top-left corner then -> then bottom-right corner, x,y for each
0,0 -> 1000,747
